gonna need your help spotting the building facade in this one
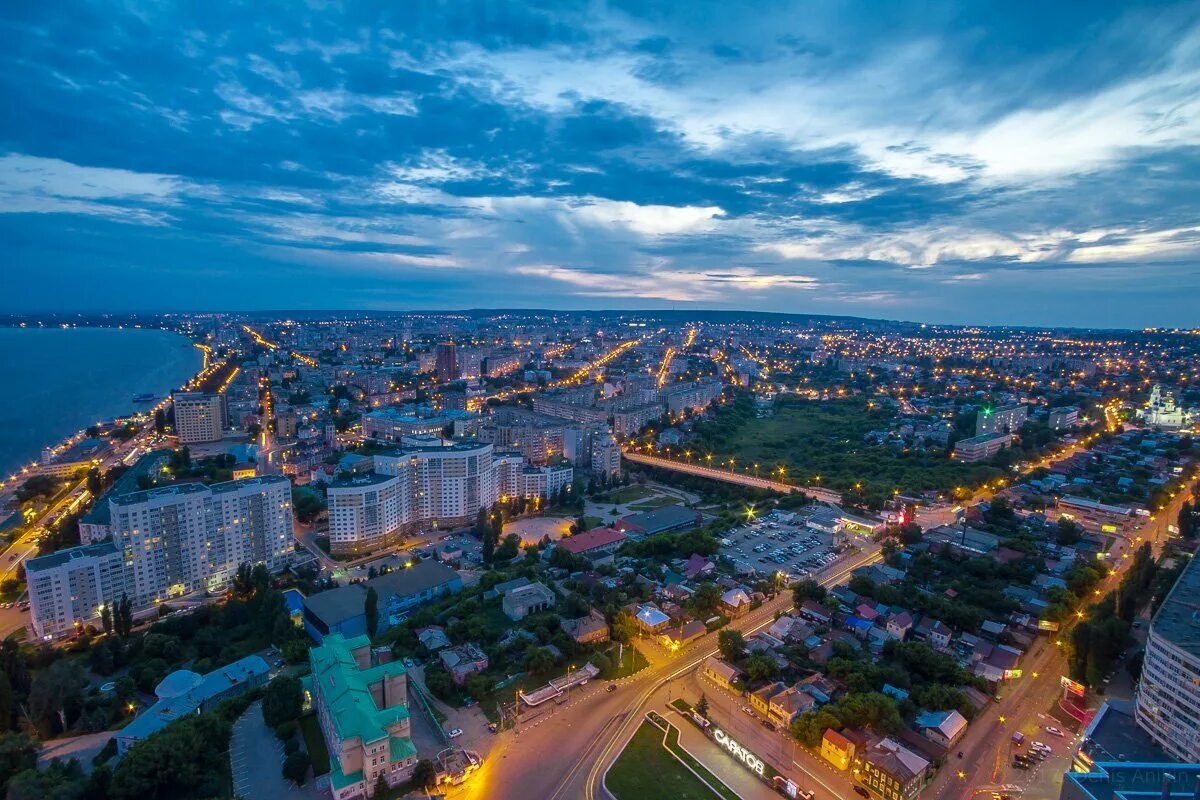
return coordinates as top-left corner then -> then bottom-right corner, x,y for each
172,391 -> 225,443
26,541 -> 131,639
309,634 -> 420,799
1135,550 -> 1200,763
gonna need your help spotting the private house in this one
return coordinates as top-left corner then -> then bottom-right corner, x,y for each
915,709 -> 969,748
416,626 -> 451,651
798,599 -> 831,625
661,619 -> 706,649
750,682 -> 786,715
857,741 -> 928,800
562,610 -> 610,644
821,728 -> 856,771
768,686 -> 815,727
635,604 -> 671,634
439,643 -> 489,685
702,656 -> 743,691
555,526 -> 627,563
886,611 -> 914,641
720,587 -> 753,618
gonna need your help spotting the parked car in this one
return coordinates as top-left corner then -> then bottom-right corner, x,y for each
448,728 -> 463,738
607,684 -> 617,693
1045,726 -> 1065,737
854,788 -> 871,798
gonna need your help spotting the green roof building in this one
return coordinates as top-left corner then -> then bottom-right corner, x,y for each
309,633 -> 419,799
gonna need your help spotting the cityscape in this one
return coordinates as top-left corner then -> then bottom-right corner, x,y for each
3,4 -> 1200,800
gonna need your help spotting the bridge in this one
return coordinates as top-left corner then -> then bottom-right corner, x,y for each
621,451 -> 843,505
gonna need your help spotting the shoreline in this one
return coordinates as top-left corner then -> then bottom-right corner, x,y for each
0,327 -> 206,487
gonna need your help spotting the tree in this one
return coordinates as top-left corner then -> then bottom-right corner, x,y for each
611,610 -> 637,643
1056,518 -> 1083,546
117,594 -> 133,637
262,675 -> 303,729
28,659 -> 86,736
695,694 -> 709,719
373,772 -> 389,798
0,672 -> 13,730
282,751 -> 310,786
101,604 -> 113,636
690,583 -> 722,615
365,586 -> 379,638
495,533 -> 521,561
0,732 -> 38,793
154,408 -> 166,435
718,629 -> 746,662
109,712 -> 231,799
791,579 -> 827,606
744,652 -> 776,682
86,467 -> 103,498
411,759 -> 437,789
523,646 -> 557,674
1179,501 -> 1196,540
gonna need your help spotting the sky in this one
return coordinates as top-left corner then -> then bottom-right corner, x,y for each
3,1 -> 1200,328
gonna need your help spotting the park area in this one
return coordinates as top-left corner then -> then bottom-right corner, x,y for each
606,716 -> 738,800
688,395 -> 1004,506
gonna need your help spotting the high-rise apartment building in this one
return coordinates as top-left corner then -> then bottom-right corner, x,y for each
26,541 -> 131,639
1135,550 -> 1200,763
172,391 -> 225,443
435,342 -> 458,382
976,404 -> 1028,436
328,473 -> 409,556
108,476 -> 294,603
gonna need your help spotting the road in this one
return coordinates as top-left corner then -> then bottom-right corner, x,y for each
621,451 -> 844,505
924,479 -> 1193,800
439,546 -> 881,800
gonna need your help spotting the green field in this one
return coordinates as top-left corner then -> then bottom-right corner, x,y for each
628,495 -> 681,511
690,396 -> 1004,504
603,642 -> 650,679
607,721 -> 728,800
604,485 -> 659,504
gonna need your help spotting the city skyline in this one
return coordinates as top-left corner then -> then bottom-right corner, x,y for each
4,2 -> 1200,327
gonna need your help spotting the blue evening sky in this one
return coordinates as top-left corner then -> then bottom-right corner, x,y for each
2,1 -> 1199,327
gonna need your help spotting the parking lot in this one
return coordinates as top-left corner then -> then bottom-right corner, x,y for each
719,511 -> 844,580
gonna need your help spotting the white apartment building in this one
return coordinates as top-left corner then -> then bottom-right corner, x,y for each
1135,552 -> 1200,762
976,404 -> 1028,436
172,391 -> 225,444
328,473 -> 409,556
26,541 -> 132,639
108,476 -> 293,604
591,434 -> 623,478
327,442 -> 574,555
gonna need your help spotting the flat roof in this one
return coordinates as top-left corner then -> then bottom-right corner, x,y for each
304,585 -> 367,627
557,527 -> 626,554
366,559 -> 460,601
619,504 -> 699,533
1149,550 -> 1200,659
25,540 -> 121,573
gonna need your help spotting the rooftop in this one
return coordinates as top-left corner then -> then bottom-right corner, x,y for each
310,633 -> 411,747
25,540 -> 120,573
367,559 -> 460,600
1149,550 -> 1200,659
557,526 -> 626,554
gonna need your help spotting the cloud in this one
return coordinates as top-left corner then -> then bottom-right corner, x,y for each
0,154 -> 184,222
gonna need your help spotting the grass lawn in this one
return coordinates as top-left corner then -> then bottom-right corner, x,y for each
628,496 -> 681,511
696,397 -> 1005,497
298,713 -> 331,776
607,721 -> 725,800
604,642 -> 649,679
605,485 -> 658,504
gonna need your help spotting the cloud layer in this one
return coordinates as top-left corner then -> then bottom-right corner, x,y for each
2,1 -> 1199,326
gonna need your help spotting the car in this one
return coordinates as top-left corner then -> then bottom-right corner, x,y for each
1011,761 -> 1029,770
1045,726 -> 1065,737
1031,741 -> 1051,752
607,684 -> 617,693
854,788 -> 871,798
760,719 -> 774,730
487,722 -> 499,733
741,705 -> 754,715
447,728 -> 463,738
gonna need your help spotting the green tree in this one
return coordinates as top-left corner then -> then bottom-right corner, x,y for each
0,732 -> 38,793
101,604 -> 113,636
365,586 -> 379,638
791,579 -> 827,606
108,712 -> 231,800
154,408 -> 166,436
744,652 -> 776,682
718,629 -> 746,662
611,610 -> 637,643
261,675 -> 303,729
373,772 -> 388,798
282,751 -> 310,786
411,759 -> 437,789
695,694 -> 709,718
28,659 -> 86,736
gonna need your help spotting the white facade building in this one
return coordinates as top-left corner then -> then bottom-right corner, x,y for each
26,541 -> 132,639
1135,551 -> 1200,762
108,476 -> 293,604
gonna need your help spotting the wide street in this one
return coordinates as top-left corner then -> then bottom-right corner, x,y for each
439,546 -> 881,800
